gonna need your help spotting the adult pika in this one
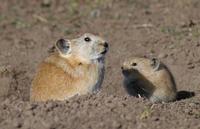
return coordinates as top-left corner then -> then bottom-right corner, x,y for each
30,33 -> 109,102
121,57 -> 177,103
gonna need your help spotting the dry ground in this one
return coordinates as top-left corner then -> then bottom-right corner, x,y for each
0,0 -> 200,129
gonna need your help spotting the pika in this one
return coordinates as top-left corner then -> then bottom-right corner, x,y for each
30,33 -> 109,102
121,57 -> 177,103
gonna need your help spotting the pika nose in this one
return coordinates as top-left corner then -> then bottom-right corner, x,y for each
104,42 -> 109,48
121,66 -> 124,70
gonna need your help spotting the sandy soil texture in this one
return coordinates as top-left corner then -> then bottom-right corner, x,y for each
0,0 -> 200,129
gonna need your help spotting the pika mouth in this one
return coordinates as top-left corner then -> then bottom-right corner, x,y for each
101,49 -> 107,54
122,68 -> 139,76
122,69 -> 130,76
100,46 -> 109,54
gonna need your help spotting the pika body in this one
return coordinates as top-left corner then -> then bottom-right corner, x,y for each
31,33 -> 109,101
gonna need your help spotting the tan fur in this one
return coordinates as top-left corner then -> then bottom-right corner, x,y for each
31,33 -> 108,101
122,57 -> 177,103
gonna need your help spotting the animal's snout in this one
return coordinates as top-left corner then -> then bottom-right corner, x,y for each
121,67 -> 130,76
121,66 -> 128,74
121,66 -> 129,71
99,42 -> 109,55
104,42 -> 109,48
121,67 -> 138,76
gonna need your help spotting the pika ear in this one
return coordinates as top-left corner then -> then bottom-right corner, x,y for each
150,58 -> 160,71
48,45 -> 56,53
55,39 -> 71,54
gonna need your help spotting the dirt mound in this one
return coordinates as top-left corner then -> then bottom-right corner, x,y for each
0,0 -> 199,128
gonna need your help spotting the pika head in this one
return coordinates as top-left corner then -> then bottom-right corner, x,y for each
121,57 -> 161,81
55,33 -> 109,62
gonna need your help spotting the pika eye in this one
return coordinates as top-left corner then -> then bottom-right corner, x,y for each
84,37 -> 91,42
131,63 -> 137,66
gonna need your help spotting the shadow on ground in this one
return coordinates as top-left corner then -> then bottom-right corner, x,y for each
176,90 -> 195,101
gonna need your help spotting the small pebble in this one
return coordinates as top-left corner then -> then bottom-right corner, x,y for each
168,45 -> 174,49
90,9 -> 101,18
189,103 -> 195,107
41,0 -> 51,7
158,53 -> 168,58
188,65 -> 195,69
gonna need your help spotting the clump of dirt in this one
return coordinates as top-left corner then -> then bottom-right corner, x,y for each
0,0 -> 200,129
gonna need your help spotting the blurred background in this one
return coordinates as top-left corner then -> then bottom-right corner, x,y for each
0,0 -> 200,129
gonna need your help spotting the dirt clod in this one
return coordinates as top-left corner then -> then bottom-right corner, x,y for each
0,0 -> 200,129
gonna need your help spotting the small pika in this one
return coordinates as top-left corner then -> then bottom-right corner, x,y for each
30,33 -> 109,102
121,57 -> 177,103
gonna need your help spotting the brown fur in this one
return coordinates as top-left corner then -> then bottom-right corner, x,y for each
31,33 -> 108,102
122,57 -> 177,103
31,53 -> 101,101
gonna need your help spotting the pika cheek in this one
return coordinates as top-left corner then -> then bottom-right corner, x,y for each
96,45 -> 104,51
100,46 -> 105,51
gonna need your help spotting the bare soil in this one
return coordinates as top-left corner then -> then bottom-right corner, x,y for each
0,0 -> 200,129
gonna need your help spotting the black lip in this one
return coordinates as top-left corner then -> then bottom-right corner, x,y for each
122,69 -> 129,75
101,49 -> 107,54
122,69 -> 139,75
